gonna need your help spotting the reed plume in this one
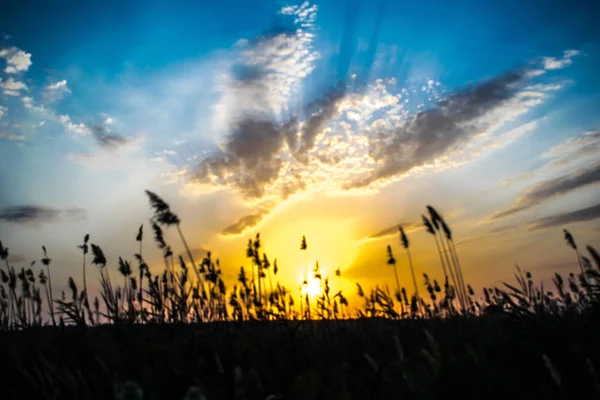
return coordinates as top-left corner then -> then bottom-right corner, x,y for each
564,229 -> 586,280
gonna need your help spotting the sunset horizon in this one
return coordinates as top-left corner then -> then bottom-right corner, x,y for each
1,0 -> 599,305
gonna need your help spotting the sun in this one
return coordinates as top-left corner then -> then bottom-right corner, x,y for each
301,274 -> 324,298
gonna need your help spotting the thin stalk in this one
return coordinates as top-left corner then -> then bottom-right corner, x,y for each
46,263 -> 55,326
449,239 -> 468,309
432,234 -> 449,281
439,232 -> 464,311
176,225 -> 200,281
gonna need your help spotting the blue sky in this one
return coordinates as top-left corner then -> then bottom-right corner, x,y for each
1,0 -> 599,295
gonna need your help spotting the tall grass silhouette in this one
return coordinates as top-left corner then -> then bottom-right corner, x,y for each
1,190 -> 600,399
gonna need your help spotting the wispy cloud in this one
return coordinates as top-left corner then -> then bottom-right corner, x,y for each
542,49 -> 580,70
347,70 -> 547,189
44,79 -> 71,103
527,203 -> 600,231
0,131 -> 25,141
220,209 -> 270,236
543,129 -> 600,168
46,80 -> 68,91
0,105 -> 6,118
213,1 -> 320,130
59,115 -> 92,137
363,222 -> 420,241
91,125 -> 131,149
0,46 -> 32,73
492,161 -> 600,220
500,172 -> 536,187
489,225 -> 518,234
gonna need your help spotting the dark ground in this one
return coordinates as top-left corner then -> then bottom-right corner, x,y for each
2,313 -> 600,400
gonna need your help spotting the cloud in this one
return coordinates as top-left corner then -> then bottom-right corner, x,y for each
220,209 -> 270,236
0,105 -> 5,118
489,225 -> 517,234
500,172 -> 536,187
542,49 -> 580,70
0,205 -> 88,225
213,2 -> 320,128
63,207 -> 87,221
58,115 -> 92,137
21,96 -> 33,108
0,77 -> 27,95
0,46 -> 32,73
0,205 -> 60,224
527,203 -> 600,231
91,125 -> 131,149
346,70 -> 542,189
46,80 -> 69,91
188,48 -> 568,209
492,161 -> 600,220
44,79 -> 71,103
0,131 -> 25,141
364,222 -> 420,241
542,129 -> 600,167
196,86 -> 345,198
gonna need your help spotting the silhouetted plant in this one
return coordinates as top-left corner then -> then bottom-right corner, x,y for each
564,229 -> 586,279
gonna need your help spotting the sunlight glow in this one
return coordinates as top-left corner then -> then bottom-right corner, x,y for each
300,271 -> 325,298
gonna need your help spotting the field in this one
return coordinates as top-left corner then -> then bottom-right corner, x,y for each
1,191 -> 600,399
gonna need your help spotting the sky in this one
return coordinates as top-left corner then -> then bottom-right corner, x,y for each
1,0 -> 599,301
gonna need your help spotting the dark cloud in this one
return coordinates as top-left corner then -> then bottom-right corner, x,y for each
220,210 -> 270,236
348,70 -> 526,188
493,161 -> 600,220
0,205 -> 60,224
91,125 -> 130,149
366,222 -> 419,240
0,205 -> 88,224
194,88 -> 345,198
527,203 -> 600,231
491,205 -> 529,220
195,119 -> 286,198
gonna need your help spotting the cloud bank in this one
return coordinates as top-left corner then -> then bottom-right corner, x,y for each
176,3 -> 578,234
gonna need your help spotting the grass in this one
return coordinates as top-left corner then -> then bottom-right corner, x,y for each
1,190 -> 600,399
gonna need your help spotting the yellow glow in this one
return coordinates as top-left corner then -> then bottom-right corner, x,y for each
262,216 -> 358,293
301,273 -> 324,298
